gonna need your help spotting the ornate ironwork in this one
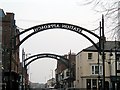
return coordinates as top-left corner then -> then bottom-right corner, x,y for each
24,53 -> 69,68
13,23 -> 100,52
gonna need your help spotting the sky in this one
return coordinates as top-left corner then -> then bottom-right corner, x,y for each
0,0 -> 113,83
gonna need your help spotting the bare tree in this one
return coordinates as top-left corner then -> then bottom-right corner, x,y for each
81,0 -> 120,40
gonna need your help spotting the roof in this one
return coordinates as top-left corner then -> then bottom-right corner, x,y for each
82,41 -> 120,52
0,9 -> 5,17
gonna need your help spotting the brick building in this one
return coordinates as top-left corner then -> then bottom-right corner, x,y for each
55,51 -> 76,89
0,9 -> 20,89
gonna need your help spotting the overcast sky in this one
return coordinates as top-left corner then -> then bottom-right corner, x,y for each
0,0 -> 112,83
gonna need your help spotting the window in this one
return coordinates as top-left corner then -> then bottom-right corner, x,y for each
86,79 -> 91,89
92,66 -> 94,74
99,66 -> 102,74
95,66 -> 99,74
86,79 -> 98,89
104,53 -> 106,59
66,71 -> 69,76
92,79 -> 97,89
91,65 -> 103,75
88,53 -> 93,59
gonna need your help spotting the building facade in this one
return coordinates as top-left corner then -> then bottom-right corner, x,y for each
47,78 -> 56,88
0,8 -> 4,90
75,41 -> 120,89
0,9 -> 20,89
55,51 -> 76,89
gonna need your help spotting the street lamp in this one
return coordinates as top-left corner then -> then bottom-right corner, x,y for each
24,52 -> 31,90
25,53 -> 31,73
21,49 -> 31,90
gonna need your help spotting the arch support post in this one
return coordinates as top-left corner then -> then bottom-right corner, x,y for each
101,15 -> 105,90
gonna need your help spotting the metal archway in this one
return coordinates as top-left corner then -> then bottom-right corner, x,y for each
24,53 -> 70,68
14,22 -> 102,88
10,19 -> 106,89
14,23 -> 101,52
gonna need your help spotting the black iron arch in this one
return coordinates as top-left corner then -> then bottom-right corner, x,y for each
14,23 -> 100,52
24,53 -> 69,68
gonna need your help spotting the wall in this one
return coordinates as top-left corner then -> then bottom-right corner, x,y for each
75,50 -> 114,89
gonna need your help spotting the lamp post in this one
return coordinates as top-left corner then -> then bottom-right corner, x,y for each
21,48 -> 31,90
25,53 -> 31,74
22,49 -> 25,90
24,52 -> 31,90
98,21 -> 101,90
